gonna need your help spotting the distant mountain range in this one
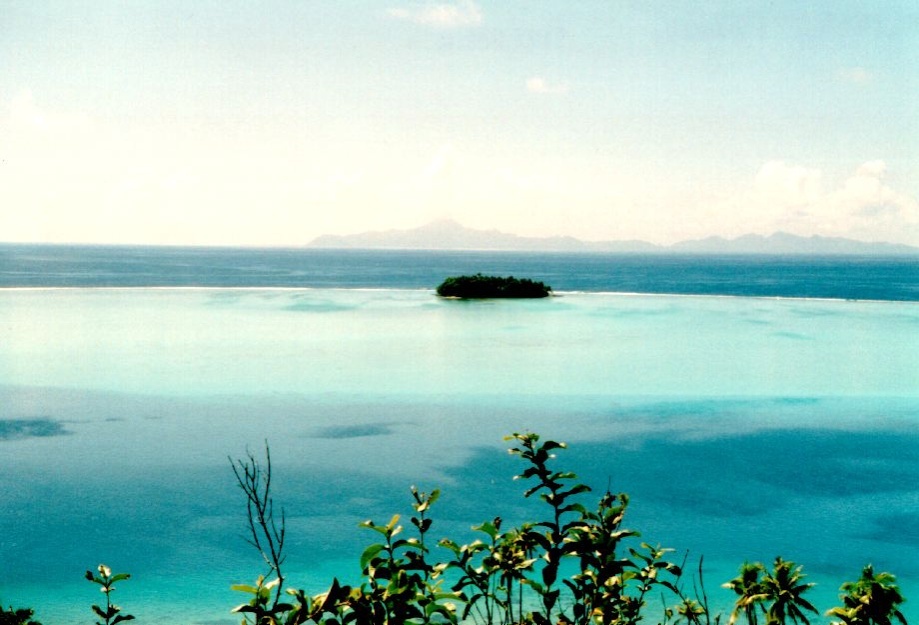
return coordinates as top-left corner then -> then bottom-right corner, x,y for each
308,220 -> 919,255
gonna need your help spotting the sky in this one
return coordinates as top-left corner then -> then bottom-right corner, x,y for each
1,1 -> 917,246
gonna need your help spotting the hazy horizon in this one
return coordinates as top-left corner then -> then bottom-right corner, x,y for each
2,2 -> 917,247
4,218 -> 919,251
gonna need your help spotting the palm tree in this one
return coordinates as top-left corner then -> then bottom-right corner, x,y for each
675,597 -> 708,625
724,562 -> 767,625
827,565 -> 907,625
760,557 -> 818,625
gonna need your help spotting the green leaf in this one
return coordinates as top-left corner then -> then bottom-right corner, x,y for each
473,521 -> 499,540
518,467 -> 541,479
562,484 -> 591,497
560,503 -> 589,516
112,615 -> 135,625
360,544 -> 386,570
526,579 -> 546,594
542,563 -> 558,587
231,584 -> 260,594
524,483 -> 547,498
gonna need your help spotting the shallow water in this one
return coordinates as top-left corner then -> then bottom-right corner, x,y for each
1,288 -> 917,623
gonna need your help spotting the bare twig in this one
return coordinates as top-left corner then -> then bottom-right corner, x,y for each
231,441 -> 287,609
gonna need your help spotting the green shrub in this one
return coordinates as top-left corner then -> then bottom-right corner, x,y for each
231,433 -> 687,625
3,433 -> 909,625
436,274 -> 552,298
227,433 -> 908,625
0,605 -> 41,625
826,565 -> 907,625
85,564 -> 134,625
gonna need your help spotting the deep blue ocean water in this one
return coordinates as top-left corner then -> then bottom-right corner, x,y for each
1,245 -> 917,624
1,244 -> 918,300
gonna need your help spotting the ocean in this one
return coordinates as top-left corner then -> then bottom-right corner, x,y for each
2,244 -> 918,300
1,245 -> 917,624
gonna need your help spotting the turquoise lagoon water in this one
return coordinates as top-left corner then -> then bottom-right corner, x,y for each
1,287 -> 918,623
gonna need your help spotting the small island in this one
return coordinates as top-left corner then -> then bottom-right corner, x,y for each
436,274 -> 552,298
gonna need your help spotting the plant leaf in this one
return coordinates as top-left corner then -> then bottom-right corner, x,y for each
360,544 -> 386,570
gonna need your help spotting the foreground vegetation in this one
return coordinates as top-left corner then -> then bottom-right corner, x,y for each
2,434 -> 908,625
436,274 -> 552,298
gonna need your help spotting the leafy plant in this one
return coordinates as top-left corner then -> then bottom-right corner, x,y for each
760,557 -> 817,625
231,575 -> 295,625
0,605 -> 42,625
439,517 -> 507,624
229,444 -> 458,625
441,432 -> 683,625
724,562 -> 767,625
84,564 -> 134,625
3,433 -> 913,625
723,559 -> 817,625
826,565 -> 907,625
348,487 -> 458,624
662,555 -> 720,625
212,434 -> 907,625
436,274 -> 552,298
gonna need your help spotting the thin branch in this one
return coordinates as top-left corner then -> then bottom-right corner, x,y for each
230,441 -> 287,610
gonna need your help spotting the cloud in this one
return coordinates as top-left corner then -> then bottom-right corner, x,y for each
387,0 -> 482,27
836,66 -> 872,85
526,76 -> 569,94
830,160 -> 918,225
753,160 -> 823,208
855,160 -> 886,178
720,160 -> 919,243
3,93 -> 915,248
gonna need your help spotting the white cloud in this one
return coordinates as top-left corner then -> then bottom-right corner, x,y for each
836,66 -> 872,85
387,1 -> 482,27
829,160 -> 918,227
3,93 -> 916,248
855,160 -> 886,178
704,160 -> 919,244
753,160 -> 823,208
526,76 -> 569,94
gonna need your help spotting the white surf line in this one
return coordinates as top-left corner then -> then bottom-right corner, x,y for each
0,285 -> 915,304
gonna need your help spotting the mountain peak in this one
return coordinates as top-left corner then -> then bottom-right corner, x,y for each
308,222 -> 918,255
